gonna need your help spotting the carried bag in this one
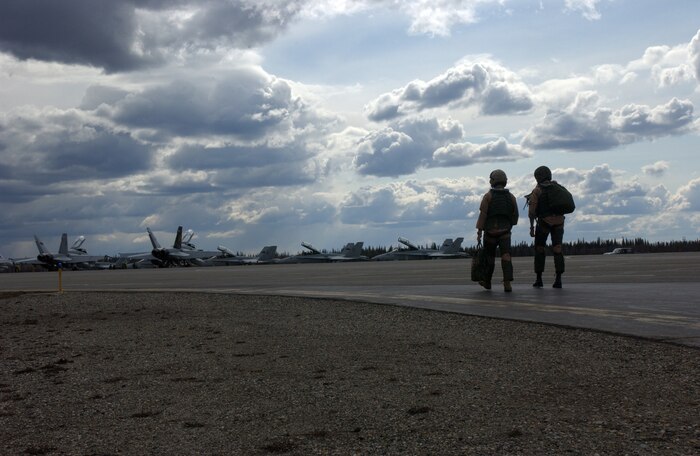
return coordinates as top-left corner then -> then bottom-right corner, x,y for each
546,182 -> 576,215
524,182 -> 576,215
470,241 -> 489,282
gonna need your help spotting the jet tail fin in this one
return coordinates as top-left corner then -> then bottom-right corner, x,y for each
58,233 -> 69,255
173,226 -> 183,249
440,237 -> 463,253
147,228 -> 161,249
257,246 -> 277,261
339,242 -> 354,255
34,235 -> 51,255
348,242 -> 364,258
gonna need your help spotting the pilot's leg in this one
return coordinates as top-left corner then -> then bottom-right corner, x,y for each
551,224 -> 565,288
480,235 -> 497,290
533,222 -> 548,288
500,234 -> 513,292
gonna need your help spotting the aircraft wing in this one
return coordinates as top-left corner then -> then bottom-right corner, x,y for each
58,255 -> 107,264
121,252 -> 156,261
427,252 -> 468,258
166,250 -> 191,258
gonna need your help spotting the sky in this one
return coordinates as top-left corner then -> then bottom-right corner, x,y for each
1,0 -> 700,258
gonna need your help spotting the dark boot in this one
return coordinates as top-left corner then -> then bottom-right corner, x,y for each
532,273 -> 543,288
553,273 -> 562,288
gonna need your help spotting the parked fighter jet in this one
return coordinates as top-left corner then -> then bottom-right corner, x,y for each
279,242 -> 367,264
118,227 -> 217,268
20,233 -> 107,270
213,245 -> 278,265
372,237 -> 467,261
146,226 -> 220,267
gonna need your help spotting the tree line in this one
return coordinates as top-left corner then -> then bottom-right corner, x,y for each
360,237 -> 700,258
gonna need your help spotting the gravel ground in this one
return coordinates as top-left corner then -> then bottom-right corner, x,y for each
1,291 -> 699,455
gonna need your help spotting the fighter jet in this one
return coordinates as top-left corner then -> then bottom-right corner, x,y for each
20,233 -> 107,269
213,245 -> 278,265
372,237 -> 467,261
279,242 -> 367,264
145,226 -> 220,267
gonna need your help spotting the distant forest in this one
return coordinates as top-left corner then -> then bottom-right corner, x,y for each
359,238 -> 700,258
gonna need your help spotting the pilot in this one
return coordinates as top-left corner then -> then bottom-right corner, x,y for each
475,169 -> 519,292
528,165 -> 565,288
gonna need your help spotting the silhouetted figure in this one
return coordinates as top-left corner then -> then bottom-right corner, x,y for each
476,169 -> 519,292
528,166 -> 569,288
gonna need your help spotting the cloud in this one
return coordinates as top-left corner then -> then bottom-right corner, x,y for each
166,142 -> 328,189
397,0 -> 485,36
353,117 -> 462,176
351,116 -> 529,177
642,161 -> 670,177
523,94 -> 695,151
564,0 -> 604,21
675,177 -> 700,211
690,29 -> 700,82
432,137 -> 532,167
339,178 -> 483,226
0,0 -> 303,72
580,164 -> 614,194
364,59 -> 533,121
96,67 -> 322,140
301,0 -> 505,37
626,30 -> 700,88
0,107 -> 153,188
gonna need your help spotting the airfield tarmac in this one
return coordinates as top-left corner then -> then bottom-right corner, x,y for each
2,252 -> 699,454
2,252 -> 699,347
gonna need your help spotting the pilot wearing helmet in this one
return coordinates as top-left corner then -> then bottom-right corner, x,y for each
475,169 -> 519,292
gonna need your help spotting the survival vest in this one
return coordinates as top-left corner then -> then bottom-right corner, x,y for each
486,189 -> 517,232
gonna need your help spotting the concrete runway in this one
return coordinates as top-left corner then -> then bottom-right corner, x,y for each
2,252 -> 699,347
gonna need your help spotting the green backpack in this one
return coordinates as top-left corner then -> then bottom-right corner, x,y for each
546,182 -> 576,215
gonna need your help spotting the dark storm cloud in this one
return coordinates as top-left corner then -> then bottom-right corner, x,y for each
102,69 -> 311,139
523,97 -> 695,151
0,0 -> 145,72
0,110 -> 153,187
364,60 -> 533,122
168,143 -> 312,170
0,0 -> 303,72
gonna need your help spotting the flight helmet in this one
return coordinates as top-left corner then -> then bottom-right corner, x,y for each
489,169 -> 507,187
534,165 -> 552,183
